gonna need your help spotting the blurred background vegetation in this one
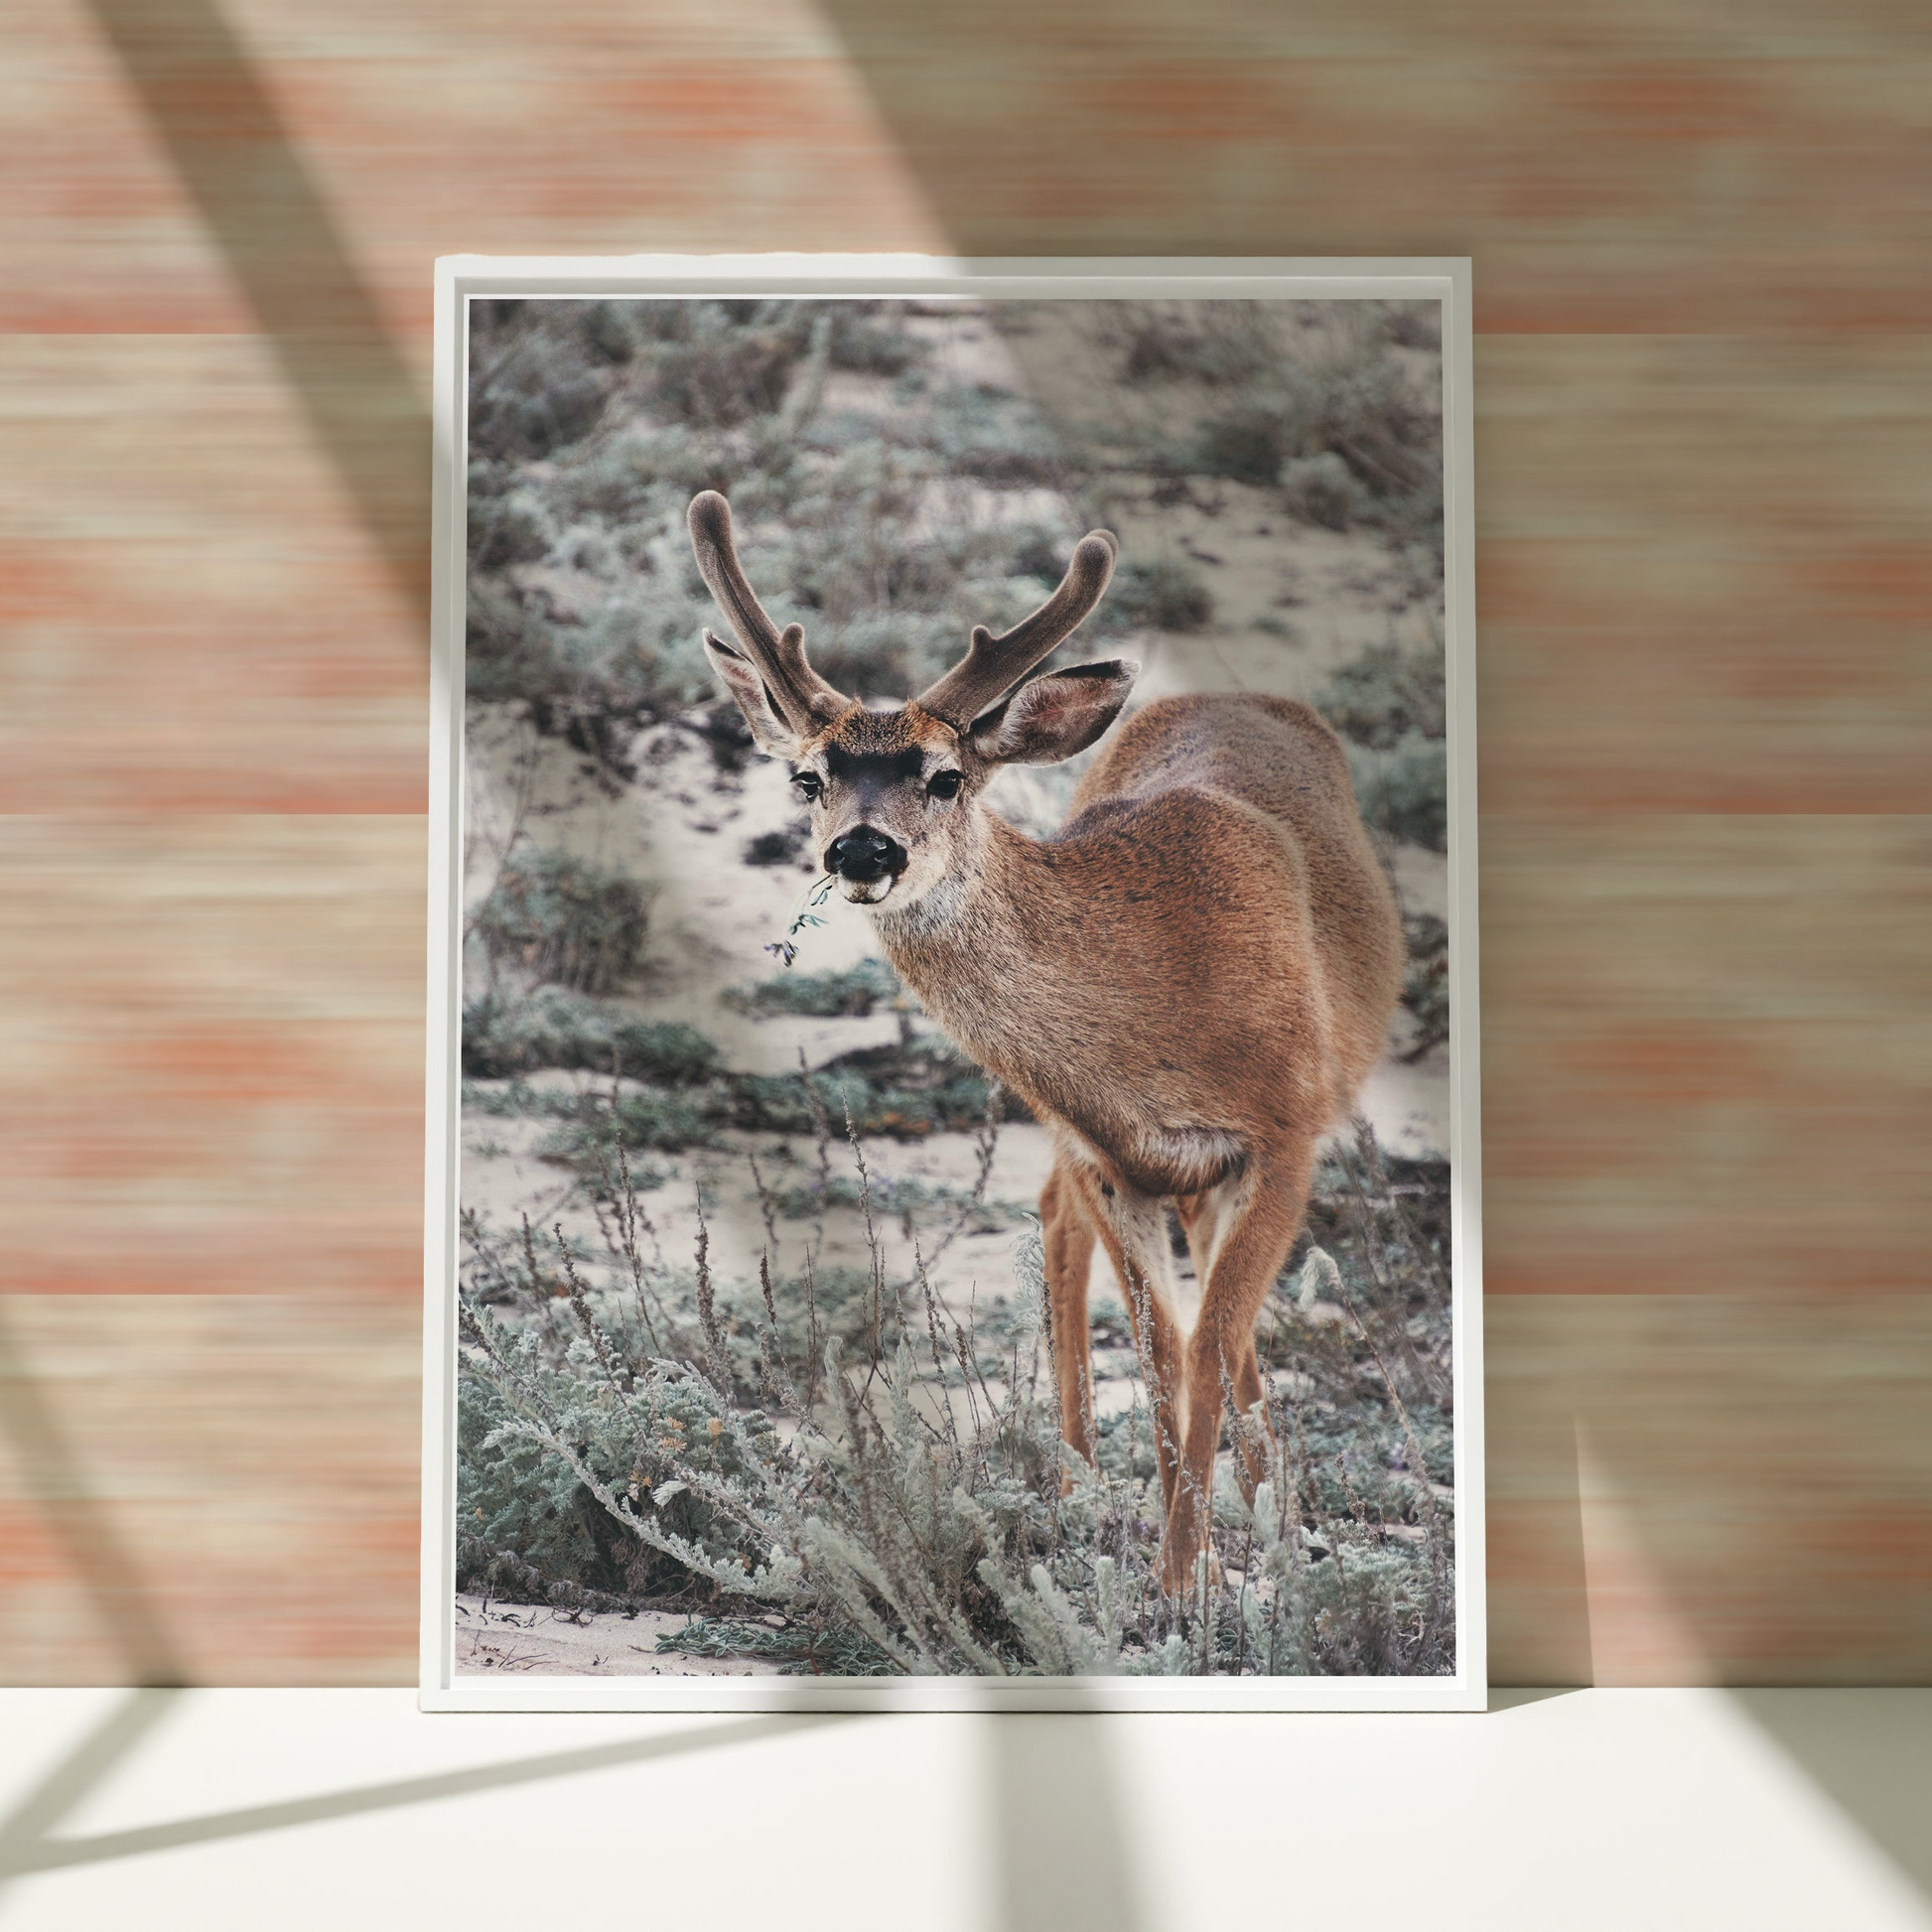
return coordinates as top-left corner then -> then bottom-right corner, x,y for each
465,295 -> 1447,847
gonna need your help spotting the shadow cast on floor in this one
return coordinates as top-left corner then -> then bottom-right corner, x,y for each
1730,1690 -> 1932,1906
0,1685 -> 1160,1932
987,1708 -> 1148,1932
0,1691 -> 846,1885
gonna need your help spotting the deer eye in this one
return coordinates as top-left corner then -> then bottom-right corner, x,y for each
791,771 -> 823,802
926,769 -> 964,801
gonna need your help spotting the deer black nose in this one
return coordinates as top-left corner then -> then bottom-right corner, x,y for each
826,828 -> 905,883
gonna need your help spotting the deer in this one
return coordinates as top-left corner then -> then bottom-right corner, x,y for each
687,488 -> 1404,1594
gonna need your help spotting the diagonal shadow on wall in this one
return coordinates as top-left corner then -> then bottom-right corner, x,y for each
796,0 -> 1419,262
87,0 -> 432,622
0,1311 -> 192,1900
3,0 -> 437,1700
0,1304 -> 189,1692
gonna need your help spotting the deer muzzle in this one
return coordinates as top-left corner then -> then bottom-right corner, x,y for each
826,827 -> 906,899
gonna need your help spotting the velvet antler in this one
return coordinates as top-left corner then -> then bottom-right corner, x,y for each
913,530 -> 1119,730
687,491 -> 850,733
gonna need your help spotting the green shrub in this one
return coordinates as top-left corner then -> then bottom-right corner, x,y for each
473,849 -> 652,995
456,1119 -> 1455,1676
764,1172 -> 1027,1233
1315,638 -> 1446,750
468,337 -> 612,461
489,1051 -> 1015,1198
459,1301 -> 797,1602
461,1076 -> 567,1119
1110,559 -> 1213,633
733,1040 -> 1020,1141
741,826 -> 807,869
1279,453 -> 1374,531
1270,353 -> 1437,507
1376,301 -> 1442,350
1112,303 -> 1277,387
1281,1127 -> 1454,1515
1146,315 -> 1441,547
1400,913 -> 1449,1061
645,313 -> 809,428
463,987 -> 721,1082
655,1617 -> 897,1673
1119,308 -> 1214,383
1316,637 -> 1448,851
829,307 -> 924,376
924,382 -> 1067,488
538,1087 -> 723,1162
1192,409 -> 1286,486
1346,735 -> 1448,852
722,959 -> 905,1019
469,485 -> 556,568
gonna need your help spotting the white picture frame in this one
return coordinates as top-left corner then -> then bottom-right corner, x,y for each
423,255 -> 1483,1712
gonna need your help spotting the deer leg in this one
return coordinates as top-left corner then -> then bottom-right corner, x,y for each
1160,1151 -> 1311,1596
1039,1157 -> 1098,1490
1065,1164 -> 1186,1515
1175,1190 -> 1276,1503
1229,1335 -> 1274,1502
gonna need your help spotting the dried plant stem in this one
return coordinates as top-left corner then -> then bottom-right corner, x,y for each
691,1187 -> 733,1400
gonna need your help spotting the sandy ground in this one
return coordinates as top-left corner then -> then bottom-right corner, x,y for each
454,1593 -> 782,1677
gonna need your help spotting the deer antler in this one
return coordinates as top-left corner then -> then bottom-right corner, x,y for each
687,491 -> 850,733
914,530 -> 1119,730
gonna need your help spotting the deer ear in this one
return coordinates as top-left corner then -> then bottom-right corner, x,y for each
702,630 -> 805,758
968,660 -> 1138,766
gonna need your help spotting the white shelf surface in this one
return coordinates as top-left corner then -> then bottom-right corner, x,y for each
0,1688 -> 1926,1929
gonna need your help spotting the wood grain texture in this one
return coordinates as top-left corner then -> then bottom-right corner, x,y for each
0,0 -> 1925,1683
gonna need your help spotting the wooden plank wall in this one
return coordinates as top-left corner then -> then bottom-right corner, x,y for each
2,0 -> 1925,1685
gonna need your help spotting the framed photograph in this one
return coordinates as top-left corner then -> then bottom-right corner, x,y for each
422,256 -> 1483,1711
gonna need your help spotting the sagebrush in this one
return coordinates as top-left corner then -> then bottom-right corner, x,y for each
457,1097 -> 1454,1677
